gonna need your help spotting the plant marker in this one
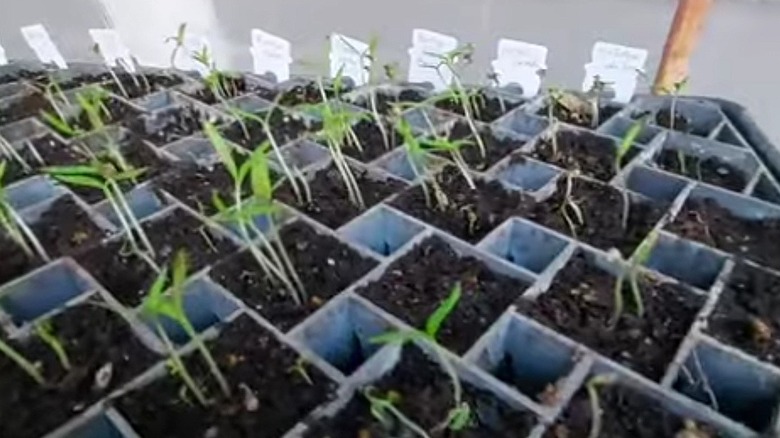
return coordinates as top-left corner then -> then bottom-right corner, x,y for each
89,28 -> 136,73
407,29 -> 458,91
330,33 -> 370,86
250,29 -> 292,83
490,38 -> 547,98
582,42 -> 647,104
21,24 -> 67,69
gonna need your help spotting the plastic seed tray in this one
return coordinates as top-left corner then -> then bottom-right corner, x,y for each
1,61 -> 780,437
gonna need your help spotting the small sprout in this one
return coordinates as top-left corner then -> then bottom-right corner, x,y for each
396,118 -> 452,212
420,134 -> 476,190
611,230 -> 659,325
558,170 -> 585,238
364,387 -> 430,438
585,374 -> 615,438
0,337 -> 45,385
615,114 -> 649,174
287,357 -> 314,386
34,319 -> 71,371
665,76 -> 690,132
165,22 -> 188,68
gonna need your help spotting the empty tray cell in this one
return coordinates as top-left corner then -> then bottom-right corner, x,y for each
372,146 -> 448,182
273,139 -> 329,170
93,183 -> 167,228
123,99 -> 227,147
644,232 -> 727,290
651,132 -> 759,193
494,110 -> 550,139
517,249 -> 706,381
162,136 -> 220,164
291,296 -> 391,376
434,86 -> 525,122
342,83 -> 429,116
0,82 -> 31,99
217,94 -> 272,114
470,314 -> 578,405
673,339 -> 780,433
138,277 -> 239,346
479,217 -> 568,274
0,118 -> 48,145
707,263 -> 780,368
0,260 -> 96,329
751,173 -> 780,205
599,115 -> 662,145
5,175 -> 64,211
494,154 -> 560,192
714,122 -> 748,148
133,90 -> 179,112
338,205 -> 425,257
666,184 -> 780,271
618,164 -> 690,204
401,106 -> 455,135
630,96 -> 725,137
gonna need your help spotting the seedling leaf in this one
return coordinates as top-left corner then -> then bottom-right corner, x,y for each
425,282 -> 461,339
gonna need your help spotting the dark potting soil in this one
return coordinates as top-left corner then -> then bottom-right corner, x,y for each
537,102 -> 621,129
124,104 -> 223,146
655,148 -> 747,192
546,382 -> 721,438
353,88 -> 428,115
516,252 -> 705,380
49,97 -> 140,139
442,121 -> 527,171
277,162 -> 405,229
221,108 -> 317,150
184,75 -> 250,105
31,196 -> 107,257
304,345 -> 538,437
278,82 -> 343,107
391,166 -> 536,243
357,235 -> 531,354
655,108 -> 698,135
532,129 -> 638,182
666,198 -> 780,271
707,263 -> 780,367
73,238 -> 157,307
0,300 -> 159,438
493,354 -> 571,406
436,89 -> 523,123
210,220 -> 376,331
0,92 -> 51,125
155,162 -> 243,217
115,313 -> 337,438
142,208 -> 238,270
1,133 -> 89,186
103,72 -> 185,99
0,234 -> 43,287
535,176 -> 668,257
341,118 -> 400,163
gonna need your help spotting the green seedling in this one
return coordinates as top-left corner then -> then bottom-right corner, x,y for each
611,230 -> 659,325
420,135 -> 476,190
91,42 -> 130,99
40,109 -> 81,138
586,374 -> 616,438
143,250 -> 230,404
365,388 -> 432,438
545,87 -> 565,159
586,76 -> 609,129
204,123 -> 306,306
665,77 -> 690,172
0,161 -> 49,261
46,161 -> 156,262
559,170 -> 585,238
615,114 -> 650,174
371,283 -> 473,433
42,75 -> 71,122
0,336 -> 45,385
34,319 -> 71,371
165,22 -> 188,69
0,135 -> 35,173
192,45 -> 241,103
397,118 -> 450,212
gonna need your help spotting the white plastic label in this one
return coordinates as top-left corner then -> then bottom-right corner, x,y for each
491,38 -> 548,97
250,29 -> 291,82
407,29 -> 458,91
329,33 -> 370,86
20,24 -> 67,69
171,32 -> 211,77
89,29 -> 136,73
582,41 -> 647,104
0,44 -> 7,66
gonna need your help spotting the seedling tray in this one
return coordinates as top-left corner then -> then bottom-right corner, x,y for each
2,61 -> 780,437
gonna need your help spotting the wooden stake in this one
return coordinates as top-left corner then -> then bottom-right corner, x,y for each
653,0 -> 713,94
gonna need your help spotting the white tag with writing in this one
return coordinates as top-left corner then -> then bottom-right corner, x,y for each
407,29 -> 457,91
89,29 -> 136,73
0,44 -> 7,66
21,24 -> 67,69
250,29 -> 291,82
329,33 -> 370,86
492,38 -> 547,97
582,41 -> 647,103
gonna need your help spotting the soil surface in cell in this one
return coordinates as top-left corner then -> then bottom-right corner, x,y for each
142,208 -> 237,270
155,161 -> 246,217
391,166 -> 536,243
278,82 -> 343,107
532,129 -> 638,182
666,198 -> 780,271
0,234 -> 43,287
46,97 -> 139,139
655,148 -> 747,192
210,220 -> 377,331
0,301 -> 158,438
277,162 -> 404,229
0,92 -> 52,125
436,89 -> 523,123
31,196 -> 106,257
537,102 -> 621,129
104,72 -> 184,99
516,252 -> 705,380
655,108 -> 697,135
116,314 -> 336,438
534,176 -> 667,257
221,108 -> 317,150
184,75 -> 250,104
125,104 -> 223,146
304,345 -> 538,437
358,235 -> 530,354
73,238 -> 158,307
352,88 -> 427,115
707,263 -> 780,367
441,121 -> 527,171
340,118 -> 400,163
547,382 -> 721,438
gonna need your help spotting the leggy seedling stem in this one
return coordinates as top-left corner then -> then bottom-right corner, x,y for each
615,114 -> 650,175
611,230 -> 659,325
0,161 -> 50,261
365,388 -> 432,438
0,337 -> 45,385
559,170 -> 585,238
586,374 -> 616,438
34,319 -> 71,371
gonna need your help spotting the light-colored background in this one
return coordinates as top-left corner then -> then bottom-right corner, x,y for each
1,0 -> 777,144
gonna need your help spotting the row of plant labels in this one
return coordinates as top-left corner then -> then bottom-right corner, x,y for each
0,24 -> 649,103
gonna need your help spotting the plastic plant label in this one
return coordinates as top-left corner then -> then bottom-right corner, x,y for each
582,41 -> 648,104
329,33 -> 370,86
492,38 -> 548,97
20,24 -> 67,69
89,29 -> 136,73
0,44 -> 7,66
250,29 -> 291,82
407,28 -> 458,91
